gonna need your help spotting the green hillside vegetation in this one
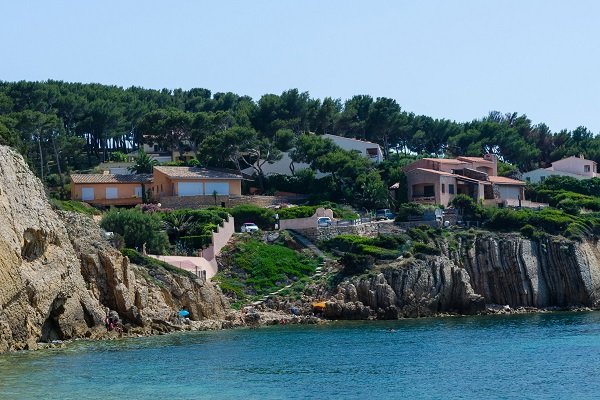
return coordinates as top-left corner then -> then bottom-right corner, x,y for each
100,207 -> 229,255
214,235 -> 318,306
3,81 -> 600,210
50,199 -> 100,215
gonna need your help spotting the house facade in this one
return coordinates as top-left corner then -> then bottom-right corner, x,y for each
70,174 -> 152,206
401,154 -> 526,207
152,166 -> 242,197
71,166 -> 242,206
522,155 -> 598,183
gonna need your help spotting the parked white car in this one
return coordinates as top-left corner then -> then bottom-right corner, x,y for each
240,222 -> 259,233
317,216 -> 332,227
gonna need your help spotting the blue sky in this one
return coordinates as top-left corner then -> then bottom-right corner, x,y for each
2,0 -> 599,132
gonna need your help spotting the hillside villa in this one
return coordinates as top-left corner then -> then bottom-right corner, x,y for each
70,174 -> 152,206
71,166 -> 242,206
522,155 -> 598,183
396,154 -> 531,207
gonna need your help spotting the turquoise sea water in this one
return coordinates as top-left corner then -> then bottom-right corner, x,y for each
2,312 -> 600,399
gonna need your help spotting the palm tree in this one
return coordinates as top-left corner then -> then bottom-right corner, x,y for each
128,149 -> 157,174
128,149 -> 157,202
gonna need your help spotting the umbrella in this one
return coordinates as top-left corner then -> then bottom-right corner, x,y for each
178,310 -> 190,317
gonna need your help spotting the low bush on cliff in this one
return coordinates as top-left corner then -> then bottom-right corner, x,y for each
322,234 -> 405,259
412,242 -> 441,256
483,207 -> 600,240
50,199 -> 99,215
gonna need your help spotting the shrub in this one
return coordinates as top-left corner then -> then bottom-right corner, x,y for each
557,199 -> 580,215
412,242 -> 441,256
277,206 -> 318,220
395,202 -> 426,222
519,224 -> 536,238
101,208 -> 169,254
340,253 -> 374,276
228,204 -> 275,231
50,199 -> 99,215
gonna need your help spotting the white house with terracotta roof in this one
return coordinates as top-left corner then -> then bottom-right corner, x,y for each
522,155 -> 598,183
400,154 -> 527,207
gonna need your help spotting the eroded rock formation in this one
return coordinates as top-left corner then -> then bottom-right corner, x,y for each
323,233 -> 600,319
0,146 -> 229,352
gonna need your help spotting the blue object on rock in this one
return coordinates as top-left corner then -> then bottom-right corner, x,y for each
179,310 -> 190,317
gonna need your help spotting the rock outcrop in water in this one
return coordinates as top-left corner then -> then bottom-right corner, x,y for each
0,146 -> 229,352
319,233 -> 600,319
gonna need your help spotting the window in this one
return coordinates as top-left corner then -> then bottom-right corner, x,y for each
424,185 -> 435,197
154,144 -> 159,152
585,165 -> 591,173
540,176 -> 546,182
449,184 -> 455,194
526,177 -> 531,182
441,184 -> 445,193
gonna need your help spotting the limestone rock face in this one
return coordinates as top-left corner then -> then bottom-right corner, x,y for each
324,233 -> 600,320
0,146 -> 229,352
326,258 -> 485,319
458,233 -> 600,308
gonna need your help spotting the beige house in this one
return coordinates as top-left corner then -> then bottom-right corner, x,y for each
151,166 -> 242,198
70,174 -> 152,206
71,166 -> 242,206
401,154 -> 526,207
522,155 -> 598,183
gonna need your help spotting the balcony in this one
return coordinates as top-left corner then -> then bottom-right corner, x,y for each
412,195 -> 436,204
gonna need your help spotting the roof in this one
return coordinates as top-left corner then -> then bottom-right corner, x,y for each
153,166 -> 242,180
457,156 -> 495,165
551,155 -> 597,165
70,174 -> 153,184
422,158 -> 467,164
487,176 -> 525,185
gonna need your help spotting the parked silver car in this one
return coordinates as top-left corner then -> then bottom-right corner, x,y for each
240,222 -> 259,233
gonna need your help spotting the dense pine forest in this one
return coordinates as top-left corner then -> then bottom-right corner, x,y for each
1,80 -> 599,206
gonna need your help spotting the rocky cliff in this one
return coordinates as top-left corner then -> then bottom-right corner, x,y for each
322,233 -> 600,319
0,146 -> 229,352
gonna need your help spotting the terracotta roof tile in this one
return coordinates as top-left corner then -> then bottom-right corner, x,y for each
153,166 -> 242,180
487,176 -> 525,185
457,156 -> 495,164
70,174 -> 153,184
422,158 -> 467,164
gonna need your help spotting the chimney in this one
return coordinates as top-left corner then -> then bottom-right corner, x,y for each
483,154 -> 497,163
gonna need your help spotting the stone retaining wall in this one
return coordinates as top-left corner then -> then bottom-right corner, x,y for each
159,194 -> 307,209
292,221 -> 413,242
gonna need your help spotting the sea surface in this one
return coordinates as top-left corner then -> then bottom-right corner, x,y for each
2,312 -> 600,399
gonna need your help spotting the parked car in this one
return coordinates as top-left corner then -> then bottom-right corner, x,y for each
317,216 -> 332,227
375,209 -> 395,220
240,222 -> 259,233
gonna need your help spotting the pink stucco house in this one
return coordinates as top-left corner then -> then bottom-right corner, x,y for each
398,154 -> 527,207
